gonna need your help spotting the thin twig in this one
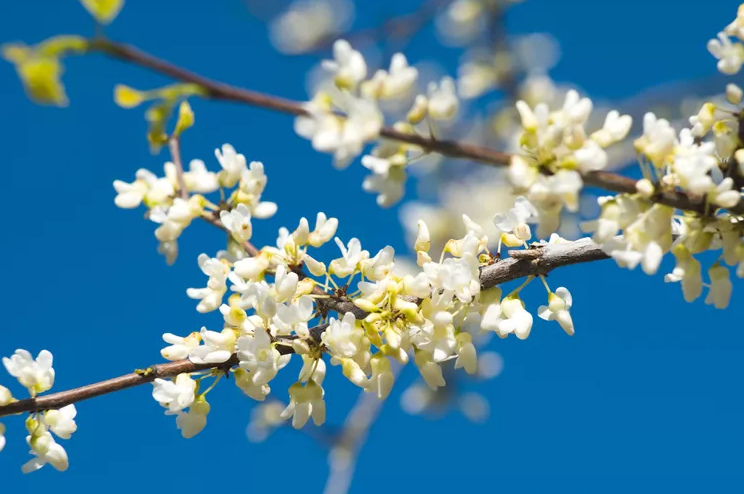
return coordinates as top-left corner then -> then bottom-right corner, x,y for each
168,135 -> 189,200
0,236 -> 611,419
86,39 -> 741,216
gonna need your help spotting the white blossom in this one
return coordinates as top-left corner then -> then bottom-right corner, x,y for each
42,405 -> 77,440
329,237 -> 369,277
537,287 -> 574,336
237,328 -> 282,385
280,381 -> 326,429
182,159 -> 219,193
308,212 -> 339,247
706,265 -> 732,309
160,331 -> 202,361
220,203 -> 253,244
481,296 -> 533,340
322,39 -> 367,89
23,429 -> 68,473
152,373 -> 196,412
427,76 -> 459,120
362,53 -> 418,99
215,143 -> 248,187
189,327 -> 236,364
3,349 -> 55,397
707,32 -> 744,75
322,312 -> 363,358
186,254 -> 229,313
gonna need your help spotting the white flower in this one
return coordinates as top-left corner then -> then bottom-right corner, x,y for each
220,203 -> 253,244
3,349 -> 55,397
189,327 -> 236,364
665,245 -> 703,303
0,385 -> 11,405
232,254 -> 270,281
23,430 -> 68,473
673,129 -> 717,196
709,177 -> 741,208
160,331 -> 202,361
329,237 -> 369,277
42,405 -> 77,439
169,396 -> 209,439
706,265 -> 732,309
280,381 -> 326,429
635,113 -> 677,166
409,290 -> 456,361
322,39 -> 367,89
481,296 -> 533,340
215,144 -> 248,187
362,53 -> 418,99
299,356 -> 327,385
237,328 -> 282,385
454,332 -> 477,375
381,53 -> 418,97
369,355 -> 394,399
537,287 -> 574,336
591,110 -> 633,147
113,168 -> 174,209
493,196 -> 538,241
322,312 -> 363,358
239,161 -> 278,219
361,245 -> 396,281
423,252 -> 480,303
361,155 -> 407,207
0,422 -> 5,453
274,295 -> 315,338
112,175 -> 148,209
427,76 -> 459,120
234,368 -> 270,401
273,264 -> 299,303
295,94 -> 383,169
182,159 -> 219,193
308,212 -> 339,247
186,254 -> 229,313
413,351 -> 446,390
707,32 -> 744,75
269,0 -> 354,54
726,83 -> 743,104
152,373 -> 196,412
573,140 -> 608,172
507,155 -> 539,190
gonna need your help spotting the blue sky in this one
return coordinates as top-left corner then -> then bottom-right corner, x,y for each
1,0 -> 743,492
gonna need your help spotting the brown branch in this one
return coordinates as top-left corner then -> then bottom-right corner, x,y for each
0,356 -> 237,418
0,235 -> 611,419
85,39 -> 742,216
168,136 -> 189,200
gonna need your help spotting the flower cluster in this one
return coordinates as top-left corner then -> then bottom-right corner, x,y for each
147,184 -> 576,438
113,143 -> 276,264
573,5 -> 744,308
295,38 -> 462,207
507,90 -> 632,237
1,349 -> 77,473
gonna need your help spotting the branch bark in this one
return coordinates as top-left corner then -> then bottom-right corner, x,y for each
86,39 -> 740,216
0,236 -> 610,419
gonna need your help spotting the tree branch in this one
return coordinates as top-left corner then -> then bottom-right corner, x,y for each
0,235 -> 610,419
87,39 -> 739,216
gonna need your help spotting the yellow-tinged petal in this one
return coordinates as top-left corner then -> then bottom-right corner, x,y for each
80,0 -> 125,25
16,56 -> 68,107
114,84 -> 146,109
174,100 -> 195,135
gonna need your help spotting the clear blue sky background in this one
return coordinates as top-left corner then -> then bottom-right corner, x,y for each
1,1 -> 743,492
